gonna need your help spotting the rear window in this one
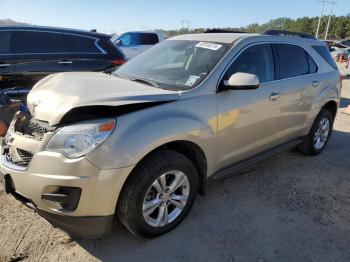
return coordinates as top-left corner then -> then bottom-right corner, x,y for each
0,31 -> 11,54
312,45 -> 338,69
11,31 -> 101,54
140,33 -> 159,45
276,44 -> 309,79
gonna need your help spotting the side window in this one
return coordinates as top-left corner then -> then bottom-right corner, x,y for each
276,44 -> 309,79
12,31 -> 100,54
307,53 -> 318,74
12,31 -> 68,53
0,31 -> 11,54
140,33 -> 159,45
62,34 -> 100,53
119,33 -> 138,46
225,44 -> 275,83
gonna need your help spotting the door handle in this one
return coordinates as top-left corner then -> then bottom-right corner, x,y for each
269,92 -> 281,101
312,80 -> 320,87
57,61 -> 73,64
0,64 -> 11,67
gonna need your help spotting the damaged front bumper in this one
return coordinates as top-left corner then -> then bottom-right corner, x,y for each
0,133 -> 134,237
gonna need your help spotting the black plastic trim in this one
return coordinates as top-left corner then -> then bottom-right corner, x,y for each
209,137 -> 304,182
37,209 -> 113,238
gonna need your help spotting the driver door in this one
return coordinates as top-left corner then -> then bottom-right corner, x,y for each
216,43 -> 286,169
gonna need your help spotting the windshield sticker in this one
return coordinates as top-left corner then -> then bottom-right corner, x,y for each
196,42 -> 222,51
185,75 -> 201,86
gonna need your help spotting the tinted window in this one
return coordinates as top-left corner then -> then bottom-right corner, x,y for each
276,44 -> 309,79
61,34 -> 99,53
140,33 -> 159,45
307,54 -> 318,73
12,31 -> 100,54
341,40 -> 350,47
312,45 -> 338,69
225,44 -> 275,83
0,31 -> 11,54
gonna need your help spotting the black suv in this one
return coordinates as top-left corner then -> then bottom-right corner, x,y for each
0,26 -> 125,99
0,26 -> 125,135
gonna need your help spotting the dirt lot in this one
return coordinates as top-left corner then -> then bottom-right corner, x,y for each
1,78 -> 350,262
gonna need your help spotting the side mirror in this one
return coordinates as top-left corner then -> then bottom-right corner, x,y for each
115,39 -> 122,46
221,72 -> 260,91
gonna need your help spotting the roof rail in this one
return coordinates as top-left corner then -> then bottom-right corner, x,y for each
204,29 -> 247,34
263,30 -> 316,40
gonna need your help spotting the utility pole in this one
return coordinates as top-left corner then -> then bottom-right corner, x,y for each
325,0 -> 336,40
186,20 -> 191,32
315,0 -> 336,39
180,20 -> 185,32
315,1 -> 325,38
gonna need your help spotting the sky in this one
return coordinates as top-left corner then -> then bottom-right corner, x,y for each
1,0 -> 349,34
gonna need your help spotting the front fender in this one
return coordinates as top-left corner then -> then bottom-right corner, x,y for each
87,95 -> 218,174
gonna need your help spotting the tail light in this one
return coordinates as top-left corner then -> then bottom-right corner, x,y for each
111,59 -> 126,66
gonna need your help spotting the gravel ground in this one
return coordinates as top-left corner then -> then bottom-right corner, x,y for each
1,79 -> 350,262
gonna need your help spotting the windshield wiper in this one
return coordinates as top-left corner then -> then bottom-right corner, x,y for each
130,77 -> 160,88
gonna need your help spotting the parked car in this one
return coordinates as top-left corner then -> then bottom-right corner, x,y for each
110,31 -> 164,60
0,26 -> 125,98
325,40 -> 350,61
338,39 -> 350,48
0,26 -> 125,135
0,30 -> 340,238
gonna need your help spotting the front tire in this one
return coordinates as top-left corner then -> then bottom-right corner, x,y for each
298,108 -> 334,155
117,149 -> 199,238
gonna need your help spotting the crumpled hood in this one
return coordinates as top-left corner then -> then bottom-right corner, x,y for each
27,72 -> 180,126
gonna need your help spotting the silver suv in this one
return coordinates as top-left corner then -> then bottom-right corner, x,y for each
0,30 -> 341,238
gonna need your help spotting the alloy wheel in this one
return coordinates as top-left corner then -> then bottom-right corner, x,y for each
314,117 -> 330,150
142,170 -> 190,227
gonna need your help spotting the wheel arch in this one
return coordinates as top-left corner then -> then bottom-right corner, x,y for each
118,140 -> 208,204
321,100 -> 338,120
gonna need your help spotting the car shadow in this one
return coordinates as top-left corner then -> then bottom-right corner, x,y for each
340,96 -> 350,108
74,128 -> 350,262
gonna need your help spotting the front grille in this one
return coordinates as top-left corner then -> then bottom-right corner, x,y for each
1,113 -> 50,169
4,148 -> 33,168
11,112 -> 50,141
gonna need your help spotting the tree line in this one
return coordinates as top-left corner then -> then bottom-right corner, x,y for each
163,14 -> 350,40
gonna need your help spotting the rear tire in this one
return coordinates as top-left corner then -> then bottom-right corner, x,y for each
117,149 -> 198,238
298,108 -> 334,155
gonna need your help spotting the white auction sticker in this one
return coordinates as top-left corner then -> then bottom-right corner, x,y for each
185,75 -> 201,86
195,42 -> 222,50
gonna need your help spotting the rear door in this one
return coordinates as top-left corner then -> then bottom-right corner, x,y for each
11,30 -> 69,89
274,43 -> 318,141
0,30 -> 15,90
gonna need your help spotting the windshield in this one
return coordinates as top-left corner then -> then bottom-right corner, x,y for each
114,40 -> 230,91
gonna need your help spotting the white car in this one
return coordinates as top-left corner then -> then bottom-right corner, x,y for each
111,31 -> 164,60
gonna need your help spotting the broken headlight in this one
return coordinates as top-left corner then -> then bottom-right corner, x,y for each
46,119 -> 116,159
